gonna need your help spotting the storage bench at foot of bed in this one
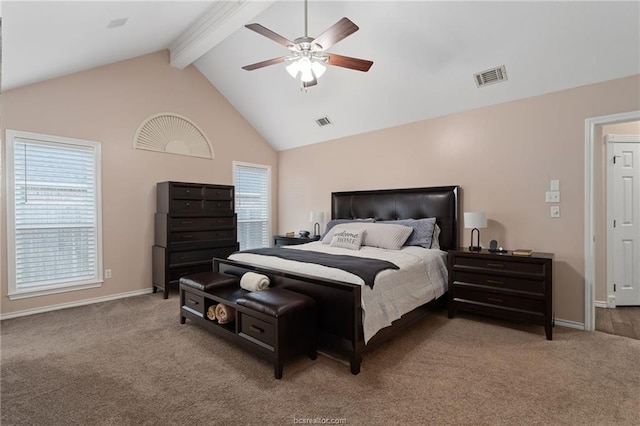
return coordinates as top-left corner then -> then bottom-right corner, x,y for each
179,271 -> 317,379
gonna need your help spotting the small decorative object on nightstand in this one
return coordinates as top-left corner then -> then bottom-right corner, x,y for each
274,235 -> 320,247
464,212 -> 487,251
447,248 -> 554,340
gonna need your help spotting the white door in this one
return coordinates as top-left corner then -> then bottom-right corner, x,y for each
607,135 -> 640,306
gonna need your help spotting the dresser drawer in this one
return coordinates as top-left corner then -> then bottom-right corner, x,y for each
183,289 -> 205,316
453,271 -> 545,294
171,184 -> 203,199
454,256 -> 544,275
453,285 -> 544,313
239,313 -> 275,347
203,186 -> 233,200
170,199 -> 203,214
169,246 -> 237,265
169,229 -> 236,245
202,200 -> 234,215
171,217 -> 235,231
169,263 -> 212,282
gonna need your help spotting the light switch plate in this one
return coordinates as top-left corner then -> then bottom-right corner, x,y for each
550,179 -> 560,191
550,206 -> 560,218
545,191 -> 560,203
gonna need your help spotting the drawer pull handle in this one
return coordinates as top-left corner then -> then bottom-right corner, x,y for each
487,297 -> 503,303
188,298 -> 199,305
487,279 -> 503,285
182,235 -> 193,239
185,202 -> 191,207
249,325 -> 264,334
486,263 -> 504,268
186,190 -> 191,194
180,221 -> 192,224
217,203 -> 221,207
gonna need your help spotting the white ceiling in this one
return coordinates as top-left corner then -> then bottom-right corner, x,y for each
3,1 -> 639,151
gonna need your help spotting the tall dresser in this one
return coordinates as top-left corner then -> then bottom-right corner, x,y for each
152,181 -> 239,299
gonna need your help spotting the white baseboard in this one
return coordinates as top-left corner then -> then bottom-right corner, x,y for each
554,318 -> 585,330
594,300 -> 608,309
0,288 -> 154,320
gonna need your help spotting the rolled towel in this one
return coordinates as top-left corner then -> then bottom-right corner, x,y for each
206,305 -> 217,321
240,272 -> 270,292
215,303 -> 236,325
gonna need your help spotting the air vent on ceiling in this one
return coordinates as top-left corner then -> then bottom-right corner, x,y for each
474,65 -> 508,88
316,117 -> 332,127
107,18 -> 128,29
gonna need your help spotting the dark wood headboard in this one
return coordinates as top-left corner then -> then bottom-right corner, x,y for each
331,186 -> 460,251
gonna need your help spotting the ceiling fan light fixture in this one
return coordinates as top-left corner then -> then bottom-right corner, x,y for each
311,60 -> 326,78
286,61 -> 300,78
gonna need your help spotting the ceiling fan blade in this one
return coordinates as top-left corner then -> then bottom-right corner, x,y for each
245,23 -> 295,48
326,54 -> 373,72
242,56 -> 287,71
313,17 -> 359,51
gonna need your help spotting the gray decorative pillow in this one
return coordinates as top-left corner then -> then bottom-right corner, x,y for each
431,223 -> 441,249
324,222 -> 413,250
329,228 -> 364,250
321,218 -> 375,239
379,218 -> 436,248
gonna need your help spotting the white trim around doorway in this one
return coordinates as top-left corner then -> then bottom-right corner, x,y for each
584,110 -> 640,331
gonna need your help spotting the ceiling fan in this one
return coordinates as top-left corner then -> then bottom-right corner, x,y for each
242,0 -> 373,89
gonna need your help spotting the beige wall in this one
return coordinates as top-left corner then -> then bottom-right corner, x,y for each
1,50 -> 278,316
594,120 -> 640,302
278,75 -> 640,325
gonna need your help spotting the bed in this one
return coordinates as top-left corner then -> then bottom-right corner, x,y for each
214,185 -> 459,374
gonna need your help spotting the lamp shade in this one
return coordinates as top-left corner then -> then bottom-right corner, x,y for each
310,211 -> 324,223
464,212 -> 487,229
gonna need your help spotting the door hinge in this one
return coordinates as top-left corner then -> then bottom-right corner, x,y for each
614,220 -> 616,228
614,284 -> 616,292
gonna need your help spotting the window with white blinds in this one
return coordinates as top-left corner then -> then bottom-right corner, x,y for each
6,130 -> 103,298
233,162 -> 270,250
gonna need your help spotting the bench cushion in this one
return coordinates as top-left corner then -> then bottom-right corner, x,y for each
236,288 -> 315,318
180,272 -> 239,292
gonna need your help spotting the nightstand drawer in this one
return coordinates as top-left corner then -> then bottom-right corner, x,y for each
454,285 -> 544,313
203,186 -> 233,200
183,289 -> 205,316
171,184 -> 203,199
455,257 -> 544,275
239,313 -> 275,347
454,271 -> 544,294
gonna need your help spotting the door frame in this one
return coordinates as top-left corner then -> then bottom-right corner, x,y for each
606,134 -> 640,308
585,110 -> 640,331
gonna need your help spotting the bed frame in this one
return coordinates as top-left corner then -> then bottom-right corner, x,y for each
214,185 -> 459,374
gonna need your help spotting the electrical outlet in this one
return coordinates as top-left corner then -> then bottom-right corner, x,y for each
545,191 -> 560,203
550,206 -> 560,218
105,269 -> 112,279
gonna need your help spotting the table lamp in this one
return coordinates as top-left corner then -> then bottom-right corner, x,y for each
464,212 -> 487,251
310,211 -> 324,237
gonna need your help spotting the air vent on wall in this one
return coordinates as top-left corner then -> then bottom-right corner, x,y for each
133,113 -> 213,159
316,117 -> 332,127
474,65 -> 508,88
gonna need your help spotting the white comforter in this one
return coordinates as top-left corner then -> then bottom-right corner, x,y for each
228,242 -> 448,343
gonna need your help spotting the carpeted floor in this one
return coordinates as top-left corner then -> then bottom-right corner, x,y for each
2,293 -> 639,426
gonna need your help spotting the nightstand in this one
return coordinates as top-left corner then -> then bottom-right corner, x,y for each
273,235 -> 321,247
447,248 -> 554,340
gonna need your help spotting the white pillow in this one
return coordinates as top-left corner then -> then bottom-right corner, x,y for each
324,222 -> 413,250
329,228 -> 364,250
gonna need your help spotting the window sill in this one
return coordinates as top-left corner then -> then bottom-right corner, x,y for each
8,281 -> 104,300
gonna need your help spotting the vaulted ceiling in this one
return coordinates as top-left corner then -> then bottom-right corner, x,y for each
3,1 -> 639,151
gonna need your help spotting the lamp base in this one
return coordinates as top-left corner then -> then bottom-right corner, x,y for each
468,246 -> 482,252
